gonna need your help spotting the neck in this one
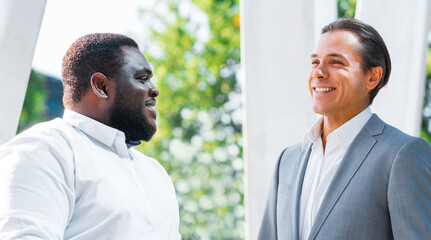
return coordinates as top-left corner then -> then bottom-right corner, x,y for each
320,106 -> 368,151
66,101 -> 112,128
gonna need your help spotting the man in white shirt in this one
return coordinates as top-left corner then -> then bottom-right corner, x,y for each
0,33 -> 181,239
258,19 -> 431,239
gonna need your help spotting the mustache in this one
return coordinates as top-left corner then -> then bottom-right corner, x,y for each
144,98 -> 156,106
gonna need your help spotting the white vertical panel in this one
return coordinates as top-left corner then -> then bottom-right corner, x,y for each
240,0 -> 336,239
313,0 -> 338,45
0,0 -> 47,144
356,0 -> 431,136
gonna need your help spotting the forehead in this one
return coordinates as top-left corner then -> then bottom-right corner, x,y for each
120,46 -> 151,72
314,30 -> 362,61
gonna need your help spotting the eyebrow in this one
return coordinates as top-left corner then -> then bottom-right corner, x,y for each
311,53 -> 347,60
134,68 -> 153,78
138,68 -> 152,74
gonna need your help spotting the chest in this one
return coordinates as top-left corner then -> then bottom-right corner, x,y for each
64,135 -> 178,239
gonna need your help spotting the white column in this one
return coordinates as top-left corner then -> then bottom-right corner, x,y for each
0,0 -> 47,144
356,0 -> 431,136
240,0 -> 336,239
313,0 -> 338,45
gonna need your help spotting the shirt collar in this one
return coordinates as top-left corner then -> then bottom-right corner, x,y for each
333,107 -> 372,150
303,117 -> 324,148
62,109 -> 136,156
303,107 -> 373,150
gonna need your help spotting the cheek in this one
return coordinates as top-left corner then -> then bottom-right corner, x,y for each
136,84 -> 150,94
131,85 -> 147,98
342,81 -> 366,101
308,76 -> 314,93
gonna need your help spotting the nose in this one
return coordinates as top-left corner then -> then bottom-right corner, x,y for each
149,82 -> 159,97
312,64 -> 329,79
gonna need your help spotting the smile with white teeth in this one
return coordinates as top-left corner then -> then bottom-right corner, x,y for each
314,87 -> 335,93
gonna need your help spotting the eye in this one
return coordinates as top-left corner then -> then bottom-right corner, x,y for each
136,77 -> 147,84
332,60 -> 343,65
137,74 -> 152,82
311,60 -> 319,65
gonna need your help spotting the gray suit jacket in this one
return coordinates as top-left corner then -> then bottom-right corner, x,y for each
258,114 -> 431,240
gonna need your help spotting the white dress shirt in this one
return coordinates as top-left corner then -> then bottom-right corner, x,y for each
299,107 -> 372,240
0,110 -> 180,240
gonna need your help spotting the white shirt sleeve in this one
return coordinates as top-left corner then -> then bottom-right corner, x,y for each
0,129 -> 75,240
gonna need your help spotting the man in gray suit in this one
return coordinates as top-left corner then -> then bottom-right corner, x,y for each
258,18 -> 431,239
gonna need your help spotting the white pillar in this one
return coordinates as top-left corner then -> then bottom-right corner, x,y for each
356,0 -> 431,136
313,0 -> 338,45
0,0 -> 47,144
240,0 -> 336,239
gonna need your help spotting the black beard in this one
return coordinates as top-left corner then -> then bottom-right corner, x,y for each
108,88 -> 156,142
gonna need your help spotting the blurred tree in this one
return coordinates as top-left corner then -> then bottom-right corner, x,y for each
338,0 -> 356,18
17,70 -> 47,133
137,0 -> 242,238
421,49 -> 431,142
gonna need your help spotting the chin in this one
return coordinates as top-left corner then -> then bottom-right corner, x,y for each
312,106 -> 329,116
312,104 -> 322,113
149,122 -> 157,131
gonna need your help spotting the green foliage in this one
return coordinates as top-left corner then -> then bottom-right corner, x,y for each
421,128 -> 431,143
428,48 -> 431,77
338,0 -> 356,18
137,0 -> 242,238
17,70 -> 47,132
421,49 -> 431,143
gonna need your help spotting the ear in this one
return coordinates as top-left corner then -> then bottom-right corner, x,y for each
366,66 -> 383,90
90,72 -> 110,99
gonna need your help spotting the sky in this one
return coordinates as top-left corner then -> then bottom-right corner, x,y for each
32,0 -> 155,78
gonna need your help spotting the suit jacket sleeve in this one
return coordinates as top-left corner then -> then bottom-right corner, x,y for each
258,148 -> 287,240
388,137 -> 431,239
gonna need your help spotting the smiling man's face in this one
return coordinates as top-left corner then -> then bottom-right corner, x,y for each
309,30 -> 372,121
109,46 -> 159,142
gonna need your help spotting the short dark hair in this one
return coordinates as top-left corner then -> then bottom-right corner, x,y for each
322,18 -> 391,105
62,33 -> 139,107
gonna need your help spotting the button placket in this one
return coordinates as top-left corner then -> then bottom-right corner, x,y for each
123,152 -> 156,228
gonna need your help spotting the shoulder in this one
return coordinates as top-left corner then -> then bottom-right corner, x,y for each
0,118 -> 75,162
365,115 -> 428,151
0,119 -> 77,191
369,117 -> 431,167
3,119 -> 72,145
381,123 -> 415,143
393,136 -> 431,162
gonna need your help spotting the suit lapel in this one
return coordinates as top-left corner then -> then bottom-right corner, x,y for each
291,143 -> 312,240
308,114 -> 385,239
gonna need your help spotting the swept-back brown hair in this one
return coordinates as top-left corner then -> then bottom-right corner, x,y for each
322,18 -> 391,105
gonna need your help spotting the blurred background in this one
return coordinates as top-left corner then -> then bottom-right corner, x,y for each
14,0 -> 431,239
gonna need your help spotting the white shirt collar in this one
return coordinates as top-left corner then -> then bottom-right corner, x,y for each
303,117 -> 324,148
62,109 -> 130,156
303,107 -> 373,150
